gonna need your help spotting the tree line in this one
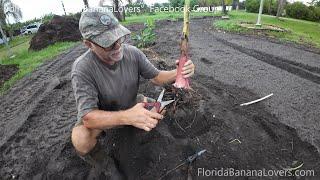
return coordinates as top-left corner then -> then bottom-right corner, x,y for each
245,0 -> 320,22
1,0 -> 319,39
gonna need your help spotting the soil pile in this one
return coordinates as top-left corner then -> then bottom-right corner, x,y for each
0,64 -> 18,87
100,67 -> 320,180
29,15 -> 81,51
37,74 -> 320,180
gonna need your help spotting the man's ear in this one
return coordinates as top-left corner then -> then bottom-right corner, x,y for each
83,40 -> 93,49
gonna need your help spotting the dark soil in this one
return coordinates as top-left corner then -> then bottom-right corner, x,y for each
29,15 -> 82,51
0,64 -> 18,87
107,75 -> 320,180
0,18 -> 319,180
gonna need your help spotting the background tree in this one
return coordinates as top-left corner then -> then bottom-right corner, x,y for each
0,0 -> 20,57
276,0 -> 285,17
210,0 -> 221,6
267,0 -> 273,14
0,0 -> 22,26
83,0 -> 89,8
232,0 -> 239,10
245,0 -> 277,15
286,1 -> 320,22
113,0 -> 123,21
61,0 -> 67,16
0,0 -> 22,38
197,0 -> 208,6
100,0 -> 132,21
222,0 -> 227,15
310,0 -> 320,6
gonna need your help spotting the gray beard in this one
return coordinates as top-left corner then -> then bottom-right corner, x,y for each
108,47 -> 123,62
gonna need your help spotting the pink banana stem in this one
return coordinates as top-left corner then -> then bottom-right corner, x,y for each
174,54 -> 190,89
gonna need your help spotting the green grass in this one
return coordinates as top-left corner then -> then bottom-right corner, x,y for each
0,41 -> 78,94
0,35 -> 32,60
123,11 -> 220,25
214,11 -> 320,48
0,35 -> 32,49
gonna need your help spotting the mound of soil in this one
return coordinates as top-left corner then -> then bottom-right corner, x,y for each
0,64 -> 18,87
99,64 -> 320,180
35,73 -> 320,180
27,59 -> 320,179
29,15 -> 81,51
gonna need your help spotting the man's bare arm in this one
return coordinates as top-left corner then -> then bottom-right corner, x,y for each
82,103 -> 163,131
82,109 -> 126,130
151,69 -> 177,86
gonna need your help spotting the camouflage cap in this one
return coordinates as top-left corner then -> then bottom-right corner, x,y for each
79,7 -> 131,48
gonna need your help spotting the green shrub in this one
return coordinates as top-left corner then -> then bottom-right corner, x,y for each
286,2 -> 320,22
238,1 -> 246,9
169,0 -> 198,8
286,2 -> 310,20
315,7 -> 320,20
264,0 -> 278,16
308,6 -> 320,21
245,0 -> 278,15
131,19 -> 156,48
41,13 -> 55,23
245,0 -> 260,13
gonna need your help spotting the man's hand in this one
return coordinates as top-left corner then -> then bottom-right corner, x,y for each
151,59 -> 195,86
176,59 -> 195,78
140,95 -> 166,115
124,103 -> 163,131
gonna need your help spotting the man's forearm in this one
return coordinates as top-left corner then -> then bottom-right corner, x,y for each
152,69 -> 177,85
82,109 -> 128,130
165,69 -> 177,84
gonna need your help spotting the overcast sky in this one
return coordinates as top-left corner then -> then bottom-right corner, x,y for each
11,0 -> 313,22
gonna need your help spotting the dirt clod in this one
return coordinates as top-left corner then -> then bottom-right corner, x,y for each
0,64 -> 18,88
29,15 -> 81,51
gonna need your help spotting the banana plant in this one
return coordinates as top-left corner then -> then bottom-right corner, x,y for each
132,19 -> 156,48
174,0 -> 191,89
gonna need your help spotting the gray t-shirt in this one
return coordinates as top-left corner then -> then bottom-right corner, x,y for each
71,44 -> 160,123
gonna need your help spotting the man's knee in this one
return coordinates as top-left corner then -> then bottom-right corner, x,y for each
71,125 -> 101,156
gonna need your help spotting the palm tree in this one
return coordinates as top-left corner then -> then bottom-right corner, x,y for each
0,0 -> 22,41
83,0 -> 89,8
0,0 -> 22,26
0,0 -> 20,58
